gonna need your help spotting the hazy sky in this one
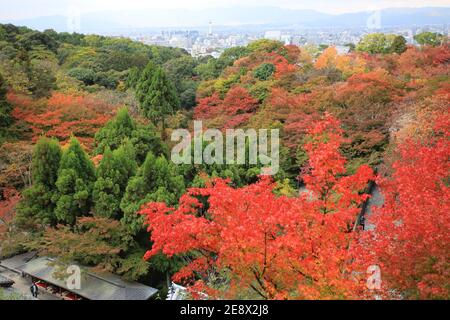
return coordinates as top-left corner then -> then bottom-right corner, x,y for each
1,0 -> 449,20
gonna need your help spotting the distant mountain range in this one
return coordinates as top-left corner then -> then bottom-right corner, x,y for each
2,6 -> 449,33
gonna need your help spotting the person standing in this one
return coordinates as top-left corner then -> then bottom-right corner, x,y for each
30,282 -> 38,298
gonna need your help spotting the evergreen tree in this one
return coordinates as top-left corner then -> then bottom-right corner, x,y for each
92,140 -> 137,219
120,152 -> 185,235
94,107 -> 167,164
389,35 -> 407,54
94,107 -> 136,154
130,123 -> 167,165
135,61 -> 156,104
125,66 -> 141,89
54,137 -> 96,225
0,73 -> 12,138
137,66 -> 180,136
16,137 -> 62,227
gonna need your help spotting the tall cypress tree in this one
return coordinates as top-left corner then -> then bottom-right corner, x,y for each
120,151 -> 185,235
135,61 -> 156,104
16,137 -> 62,227
54,137 -> 96,225
92,140 -> 137,219
136,66 -> 180,137
125,66 -> 141,89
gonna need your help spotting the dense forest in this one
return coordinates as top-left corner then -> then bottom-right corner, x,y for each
0,23 -> 448,299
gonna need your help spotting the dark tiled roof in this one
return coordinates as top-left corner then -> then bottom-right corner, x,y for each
18,257 -> 158,300
0,252 -> 37,272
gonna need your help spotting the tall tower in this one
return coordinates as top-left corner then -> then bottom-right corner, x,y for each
208,21 -> 213,37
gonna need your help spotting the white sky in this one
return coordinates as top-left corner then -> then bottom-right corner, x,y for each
1,0 -> 449,20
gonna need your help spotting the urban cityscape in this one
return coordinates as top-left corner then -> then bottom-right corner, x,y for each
105,23 -> 449,58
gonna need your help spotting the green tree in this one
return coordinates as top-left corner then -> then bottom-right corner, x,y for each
54,137 -> 96,225
253,63 -> 275,81
135,61 -> 156,104
389,35 -> 407,54
125,66 -> 141,89
16,137 -> 62,227
94,107 -> 136,154
138,66 -> 180,136
163,56 -> 198,108
195,46 -> 249,80
356,33 -> 387,54
68,67 -> 97,86
28,60 -> 56,98
94,107 -> 166,164
25,216 -> 149,281
130,123 -> 167,164
356,33 -> 406,54
248,39 -> 284,53
92,141 -> 137,219
120,152 -> 185,235
414,32 -> 446,46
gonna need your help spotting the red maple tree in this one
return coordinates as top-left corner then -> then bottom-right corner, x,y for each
140,114 -> 374,299
10,92 -> 116,149
357,113 -> 450,299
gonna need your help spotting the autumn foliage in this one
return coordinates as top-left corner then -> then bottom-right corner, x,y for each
195,86 -> 258,129
358,114 -> 450,299
140,115 -> 374,299
1,28 -> 449,300
9,92 -> 117,148
0,188 -> 20,235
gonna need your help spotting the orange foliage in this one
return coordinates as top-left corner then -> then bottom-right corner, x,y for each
140,115 -> 374,299
358,115 -> 450,299
9,92 -> 118,149
194,87 -> 258,129
315,46 -> 338,70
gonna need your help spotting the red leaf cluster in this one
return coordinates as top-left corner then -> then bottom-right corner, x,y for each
10,92 -> 117,149
140,115 -> 374,299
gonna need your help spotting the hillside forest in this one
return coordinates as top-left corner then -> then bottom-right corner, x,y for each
0,24 -> 449,299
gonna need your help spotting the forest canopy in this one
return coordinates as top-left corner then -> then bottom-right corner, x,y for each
0,24 -> 449,300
